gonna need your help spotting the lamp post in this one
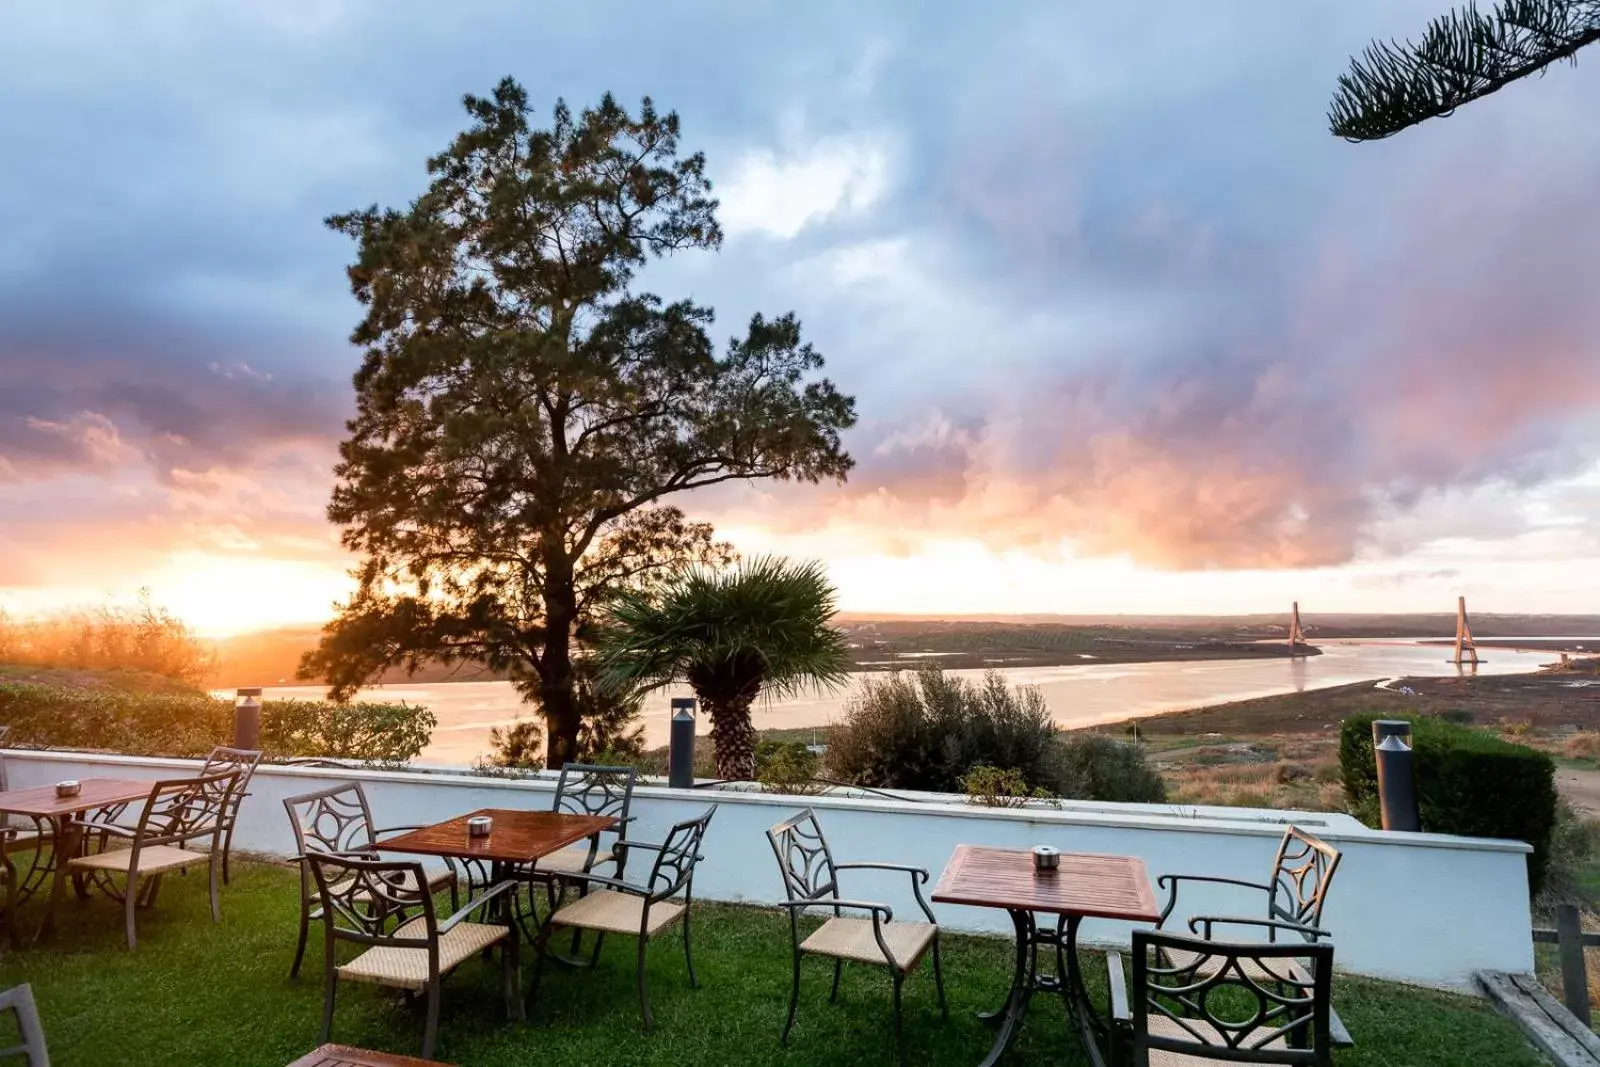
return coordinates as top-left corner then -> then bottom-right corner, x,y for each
233,687 -> 263,751
668,697 -> 697,788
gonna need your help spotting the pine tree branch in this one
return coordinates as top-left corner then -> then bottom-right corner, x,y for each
1330,0 -> 1600,141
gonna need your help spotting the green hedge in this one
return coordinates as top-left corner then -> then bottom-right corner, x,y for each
0,682 -> 435,766
1340,713 -> 1557,893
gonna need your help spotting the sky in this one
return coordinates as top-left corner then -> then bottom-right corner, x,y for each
1,1 -> 1598,635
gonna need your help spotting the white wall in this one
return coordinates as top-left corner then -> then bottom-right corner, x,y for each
7,750 -> 1532,990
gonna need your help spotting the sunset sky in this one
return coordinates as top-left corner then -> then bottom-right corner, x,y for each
2,1 -> 1598,635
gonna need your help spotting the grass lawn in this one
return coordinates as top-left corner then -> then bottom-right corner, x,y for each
0,859 -> 1544,1066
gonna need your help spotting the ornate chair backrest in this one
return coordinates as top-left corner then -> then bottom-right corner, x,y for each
0,983 -> 49,1066
765,808 -> 839,905
553,763 -> 635,824
1268,827 -> 1342,931
644,806 -> 717,901
130,771 -> 240,850
1132,930 -> 1333,1066
201,746 -> 262,823
283,784 -> 379,903
305,851 -> 437,952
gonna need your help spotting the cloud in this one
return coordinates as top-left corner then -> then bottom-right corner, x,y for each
717,135 -> 890,239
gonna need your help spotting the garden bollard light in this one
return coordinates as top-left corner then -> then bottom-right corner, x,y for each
669,697 -> 697,788
233,687 -> 262,751
1374,733 -> 1420,832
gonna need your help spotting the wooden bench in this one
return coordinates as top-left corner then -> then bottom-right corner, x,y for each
287,1045 -> 454,1067
1105,950 -> 1354,1049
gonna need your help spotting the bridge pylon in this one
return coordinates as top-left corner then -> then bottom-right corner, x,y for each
1288,601 -> 1309,656
1453,595 -> 1479,667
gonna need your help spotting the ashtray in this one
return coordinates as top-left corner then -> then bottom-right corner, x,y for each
1031,845 -> 1060,873
467,815 -> 493,838
55,780 -> 82,799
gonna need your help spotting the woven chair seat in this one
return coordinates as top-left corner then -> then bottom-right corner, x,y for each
336,917 -> 509,992
1162,945 -> 1308,984
534,844 -> 612,875
67,844 -> 209,877
2,827 -> 47,852
549,889 -> 683,937
1143,1014 -> 1288,1065
800,917 -> 937,972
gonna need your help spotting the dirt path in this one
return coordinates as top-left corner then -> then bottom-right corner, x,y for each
1559,766 -> 1600,816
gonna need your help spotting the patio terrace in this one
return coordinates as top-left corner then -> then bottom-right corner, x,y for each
0,859 -> 1547,1066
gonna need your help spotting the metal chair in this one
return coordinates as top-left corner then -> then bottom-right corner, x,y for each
0,736 -> 53,902
199,745 -> 262,885
64,770 -> 241,949
283,783 -> 460,980
531,805 -> 717,1030
766,808 -> 946,1065
514,763 -> 637,956
306,852 -> 520,1060
1157,826 -> 1341,953
1118,928 -> 1334,1066
0,983 -> 50,1066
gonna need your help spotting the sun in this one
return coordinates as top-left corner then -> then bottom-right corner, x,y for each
140,552 -> 354,637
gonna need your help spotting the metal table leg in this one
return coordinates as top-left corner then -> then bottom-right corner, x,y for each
973,910 -> 1117,1067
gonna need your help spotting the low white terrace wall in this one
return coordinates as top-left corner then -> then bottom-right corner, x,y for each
6,749 -> 1533,990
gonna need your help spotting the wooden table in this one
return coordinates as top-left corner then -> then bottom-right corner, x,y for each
287,1044 -> 452,1066
380,809 -> 614,941
933,845 -> 1160,1067
0,778 -> 155,940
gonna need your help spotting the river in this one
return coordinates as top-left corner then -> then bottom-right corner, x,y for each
246,640 -> 1557,766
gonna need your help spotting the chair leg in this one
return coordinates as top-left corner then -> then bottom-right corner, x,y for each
527,921 -> 553,1011
504,929 -> 524,1021
782,951 -> 802,1044
421,981 -> 441,1059
891,972 -> 906,1067
208,854 -> 222,924
682,906 -> 698,989
829,959 -> 843,1003
320,976 -> 337,1045
290,898 -> 311,980
124,873 -> 139,950
222,824 -> 235,885
589,931 -> 606,966
637,936 -> 654,1031
932,933 -> 949,1019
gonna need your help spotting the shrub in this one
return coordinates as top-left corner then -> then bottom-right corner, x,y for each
826,669 -> 1056,792
1538,801 -> 1600,910
1044,734 -> 1167,803
755,739 -> 823,795
1565,732 -> 1600,763
1340,713 -> 1558,893
0,682 -> 434,765
961,765 -> 1052,808
0,594 -> 213,685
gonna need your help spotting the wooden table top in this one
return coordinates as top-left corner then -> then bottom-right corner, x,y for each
378,809 -> 614,865
286,1044 -> 452,1067
0,778 -> 153,818
932,845 -> 1161,922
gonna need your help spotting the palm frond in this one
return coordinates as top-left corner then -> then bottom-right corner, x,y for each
1330,0 -> 1600,141
593,555 -> 851,704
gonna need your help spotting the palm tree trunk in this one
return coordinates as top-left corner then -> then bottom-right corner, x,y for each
704,695 -> 759,781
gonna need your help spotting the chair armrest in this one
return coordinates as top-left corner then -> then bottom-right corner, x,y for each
834,862 -> 930,884
439,879 -> 519,933
1105,949 -> 1130,1022
1157,873 -> 1273,925
776,898 -> 894,922
554,871 -> 650,898
1187,915 -> 1330,942
835,862 -> 936,922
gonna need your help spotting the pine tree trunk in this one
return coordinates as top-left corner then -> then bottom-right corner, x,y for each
706,695 -> 759,781
540,550 -> 581,770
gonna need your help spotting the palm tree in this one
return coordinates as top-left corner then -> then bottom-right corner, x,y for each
596,557 -> 850,781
